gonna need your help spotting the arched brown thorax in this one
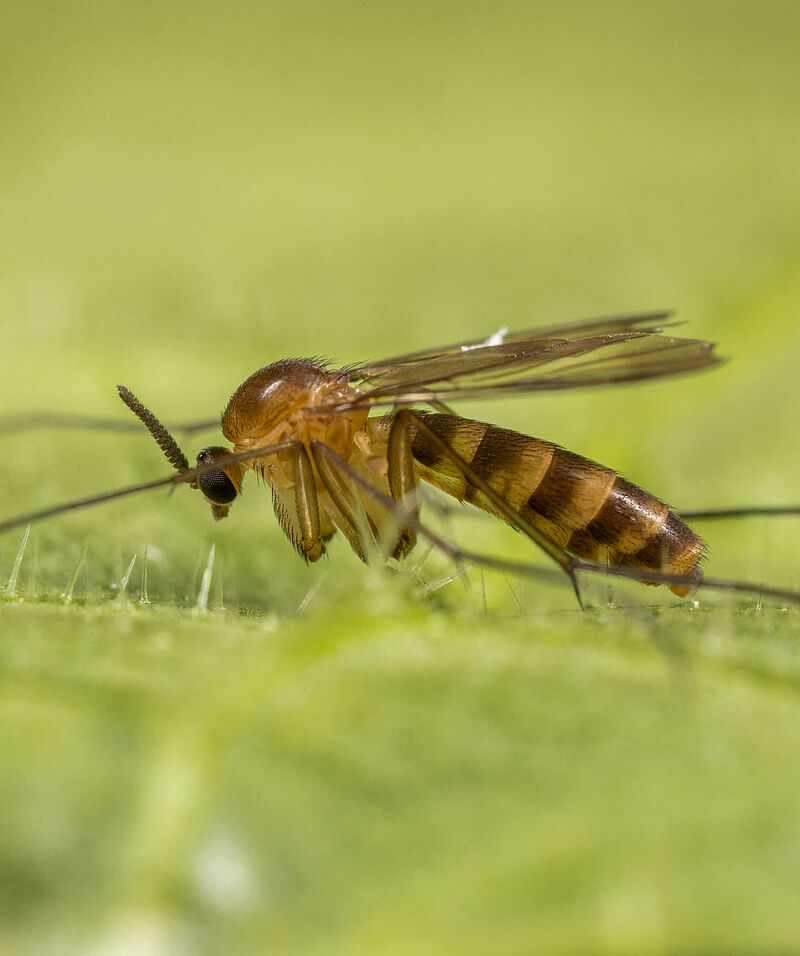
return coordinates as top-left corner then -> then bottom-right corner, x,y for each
222,359 -> 368,464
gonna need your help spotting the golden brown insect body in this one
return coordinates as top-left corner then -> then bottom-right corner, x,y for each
12,312 -> 772,605
403,413 -> 704,596
213,356 -> 704,595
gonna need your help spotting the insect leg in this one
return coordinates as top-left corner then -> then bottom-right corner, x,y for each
0,439 -> 301,537
386,409 -> 420,557
403,412 -> 585,607
0,411 -> 219,437
311,442 -> 800,607
681,505 -> 800,520
404,417 -> 800,604
290,441 -> 326,562
310,440 -> 566,587
309,442 -> 378,563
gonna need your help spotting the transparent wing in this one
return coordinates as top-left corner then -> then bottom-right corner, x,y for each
349,310 -> 673,377
327,311 -> 720,409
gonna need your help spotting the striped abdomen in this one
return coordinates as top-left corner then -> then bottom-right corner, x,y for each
408,412 -> 704,596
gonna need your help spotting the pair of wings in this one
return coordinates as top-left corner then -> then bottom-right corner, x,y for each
336,310 -> 719,410
0,312 -> 720,436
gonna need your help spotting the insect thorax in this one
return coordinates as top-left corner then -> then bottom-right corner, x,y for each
221,358 -> 368,462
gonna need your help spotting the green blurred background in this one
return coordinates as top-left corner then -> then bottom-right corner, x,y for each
2,1 -> 800,953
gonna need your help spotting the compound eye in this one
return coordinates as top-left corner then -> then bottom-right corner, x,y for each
198,469 -> 238,505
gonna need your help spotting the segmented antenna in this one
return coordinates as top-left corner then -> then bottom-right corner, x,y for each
117,385 -> 190,473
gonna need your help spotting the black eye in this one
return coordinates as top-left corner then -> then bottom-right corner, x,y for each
198,469 -> 238,504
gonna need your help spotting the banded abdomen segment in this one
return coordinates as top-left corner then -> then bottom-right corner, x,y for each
408,412 -> 704,595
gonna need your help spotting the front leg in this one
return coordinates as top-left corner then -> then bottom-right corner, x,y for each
270,441 -> 326,562
386,409 -> 419,557
291,441 -> 326,562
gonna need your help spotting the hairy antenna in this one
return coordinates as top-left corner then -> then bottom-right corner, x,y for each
117,385 -> 190,473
